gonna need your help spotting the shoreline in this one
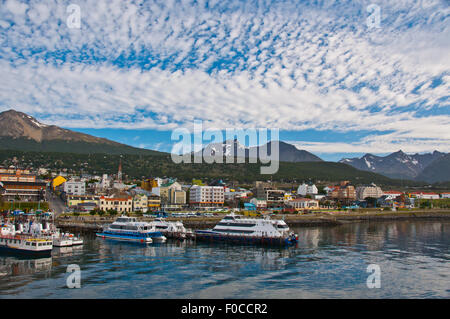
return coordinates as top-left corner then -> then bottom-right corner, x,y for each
55,210 -> 450,234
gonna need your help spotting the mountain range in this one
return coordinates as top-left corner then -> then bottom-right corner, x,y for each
0,109 -> 448,184
340,151 -> 450,183
194,139 -> 323,162
0,110 -> 162,155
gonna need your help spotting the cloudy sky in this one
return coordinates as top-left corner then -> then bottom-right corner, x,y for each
0,0 -> 449,161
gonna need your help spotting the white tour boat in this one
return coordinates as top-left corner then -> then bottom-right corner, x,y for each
195,213 -> 298,246
151,218 -> 194,240
0,223 -> 53,257
96,216 -> 166,243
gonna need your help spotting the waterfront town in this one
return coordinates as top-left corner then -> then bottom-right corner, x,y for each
1,160 -> 449,218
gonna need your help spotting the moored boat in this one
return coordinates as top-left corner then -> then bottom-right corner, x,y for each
194,213 -> 298,246
0,224 -> 53,257
150,218 -> 193,240
96,216 -> 166,244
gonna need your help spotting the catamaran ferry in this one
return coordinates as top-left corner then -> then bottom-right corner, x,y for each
195,213 -> 298,246
151,218 -> 194,240
96,216 -> 166,244
0,224 -> 53,257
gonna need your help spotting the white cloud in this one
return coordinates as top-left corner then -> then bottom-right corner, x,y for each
0,0 -> 448,154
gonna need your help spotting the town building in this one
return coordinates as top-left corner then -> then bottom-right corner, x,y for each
440,193 -> 450,199
133,194 -> 148,212
159,181 -> 182,202
0,181 -> 47,202
250,198 -> 267,209
297,183 -> 318,196
52,175 -> 67,190
266,189 -> 286,206
286,198 -> 320,210
99,195 -> 133,212
63,180 -> 86,195
67,195 -> 100,208
329,181 -> 356,203
189,185 -> 225,208
0,168 -> 36,183
383,191 -> 403,200
147,194 -> 161,211
356,183 -> 384,200
253,181 -> 273,199
409,192 -> 440,200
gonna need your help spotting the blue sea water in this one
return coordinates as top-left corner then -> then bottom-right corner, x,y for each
0,220 -> 449,298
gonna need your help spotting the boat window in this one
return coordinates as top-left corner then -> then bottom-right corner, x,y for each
216,222 -> 256,227
32,242 -> 37,246
277,225 -> 289,229
223,216 -> 234,220
214,229 -> 254,234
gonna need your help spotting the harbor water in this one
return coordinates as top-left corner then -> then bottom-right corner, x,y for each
0,220 -> 449,298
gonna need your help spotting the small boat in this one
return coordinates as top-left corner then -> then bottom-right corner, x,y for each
52,232 -> 73,247
194,213 -> 298,246
151,218 -> 193,240
0,224 -> 53,257
71,235 -> 84,246
96,216 -> 166,244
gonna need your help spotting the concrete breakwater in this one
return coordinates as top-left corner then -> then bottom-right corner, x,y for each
56,210 -> 450,234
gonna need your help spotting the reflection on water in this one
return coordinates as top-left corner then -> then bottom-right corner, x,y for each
0,220 -> 449,298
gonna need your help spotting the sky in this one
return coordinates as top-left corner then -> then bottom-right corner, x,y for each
0,0 -> 449,161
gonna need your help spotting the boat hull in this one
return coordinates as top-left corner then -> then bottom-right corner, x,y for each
96,232 -> 153,244
0,245 -> 52,257
53,239 -> 73,247
194,231 -> 297,246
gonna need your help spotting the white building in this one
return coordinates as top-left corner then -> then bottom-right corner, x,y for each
250,198 -> 267,209
356,184 -> 384,200
99,174 -> 111,190
100,195 -> 133,212
286,198 -> 319,210
413,192 -> 440,200
440,193 -> 450,199
64,180 -> 86,195
297,183 -> 318,196
189,185 -> 224,208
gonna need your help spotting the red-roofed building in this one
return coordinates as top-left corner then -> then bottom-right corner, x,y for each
408,192 -> 439,200
100,195 -> 133,212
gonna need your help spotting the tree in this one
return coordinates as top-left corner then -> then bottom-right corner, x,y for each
98,210 -> 105,216
108,209 -> 118,217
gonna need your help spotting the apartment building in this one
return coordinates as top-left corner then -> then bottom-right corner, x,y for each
356,184 -> 384,200
189,185 -> 224,208
64,180 -> 86,195
297,183 -> 318,196
133,194 -> 148,212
